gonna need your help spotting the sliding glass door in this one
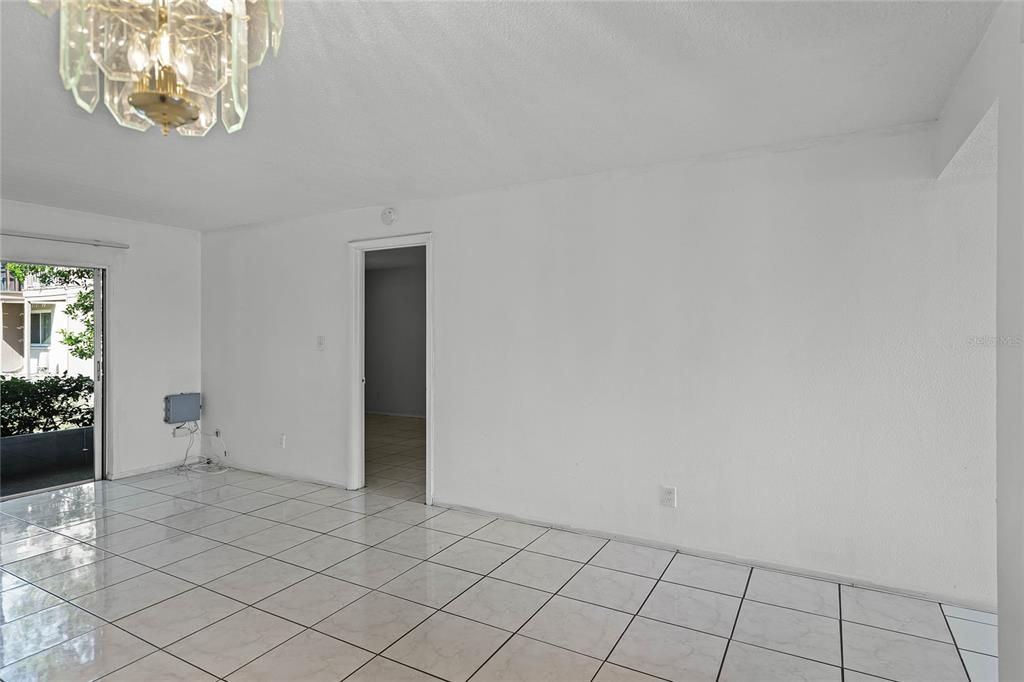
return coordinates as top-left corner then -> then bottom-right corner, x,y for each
0,262 -> 104,497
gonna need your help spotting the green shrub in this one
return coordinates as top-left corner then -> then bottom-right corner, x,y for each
0,373 -> 94,436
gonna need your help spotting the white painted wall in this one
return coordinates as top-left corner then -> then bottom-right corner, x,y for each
202,126 -> 996,605
934,4 -> 1023,674
365,263 -> 427,417
0,200 -> 202,477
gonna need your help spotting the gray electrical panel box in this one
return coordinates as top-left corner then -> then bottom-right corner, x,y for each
164,393 -> 201,424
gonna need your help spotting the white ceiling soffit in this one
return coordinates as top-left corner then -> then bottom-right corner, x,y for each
0,1 -> 997,231
939,101 -> 998,182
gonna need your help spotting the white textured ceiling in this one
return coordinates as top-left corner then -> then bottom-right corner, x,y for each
0,1 -> 996,231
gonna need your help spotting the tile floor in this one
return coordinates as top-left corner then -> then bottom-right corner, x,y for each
0,416 -> 1000,681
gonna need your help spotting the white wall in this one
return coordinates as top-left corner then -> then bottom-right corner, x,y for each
202,126 -> 996,606
935,5 -> 1024,674
1,200 -> 202,477
365,264 -> 427,417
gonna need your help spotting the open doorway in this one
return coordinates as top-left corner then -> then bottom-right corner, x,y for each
0,261 -> 105,498
364,246 -> 427,499
348,233 -> 433,502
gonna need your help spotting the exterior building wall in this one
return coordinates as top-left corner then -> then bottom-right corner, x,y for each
24,288 -> 93,379
0,275 -> 93,380
1,302 -> 25,374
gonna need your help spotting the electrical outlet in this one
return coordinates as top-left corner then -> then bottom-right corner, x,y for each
215,429 -> 221,438
172,427 -> 188,439
659,485 -> 677,508
279,433 -> 287,448
316,335 -> 326,351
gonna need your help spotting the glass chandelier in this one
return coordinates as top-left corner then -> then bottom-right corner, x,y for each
29,0 -> 282,136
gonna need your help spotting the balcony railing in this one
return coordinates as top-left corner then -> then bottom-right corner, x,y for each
0,427 -> 95,496
0,268 -> 23,293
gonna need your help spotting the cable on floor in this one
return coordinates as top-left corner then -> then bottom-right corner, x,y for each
175,421 -> 228,474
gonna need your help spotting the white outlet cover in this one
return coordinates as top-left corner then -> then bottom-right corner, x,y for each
659,485 -> 677,508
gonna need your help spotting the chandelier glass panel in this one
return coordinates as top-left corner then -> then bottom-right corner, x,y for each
29,0 -> 282,136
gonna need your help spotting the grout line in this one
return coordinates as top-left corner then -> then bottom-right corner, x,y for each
734,592 -> 875,624
0,604 -> 108,669
104,585 -> 243,649
939,603 -> 998,626
945,614 -> 999,629
839,582 -> 845,682
960,649 -> 998,659
721,639 -> 846,671
214,619 -> 332,679
715,566 -> 752,681
108,639 -> 223,680
589,550 -> 675,682
944,612 -> 975,682
339,657 -> 379,682
841,619 -> 977,648
123,506 -> 442,674
458,539 -> 591,681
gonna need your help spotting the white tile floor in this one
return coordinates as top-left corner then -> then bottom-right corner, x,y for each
0,416 -> 1000,681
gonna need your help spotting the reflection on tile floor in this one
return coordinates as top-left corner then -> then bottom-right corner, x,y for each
0,415 -> 999,681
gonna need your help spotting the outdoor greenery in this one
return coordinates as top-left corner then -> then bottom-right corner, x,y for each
5,263 -> 95,359
0,373 -> 94,436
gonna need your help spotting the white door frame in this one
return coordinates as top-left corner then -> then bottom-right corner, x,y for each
93,268 -> 107,481
347,233 -> 434,504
